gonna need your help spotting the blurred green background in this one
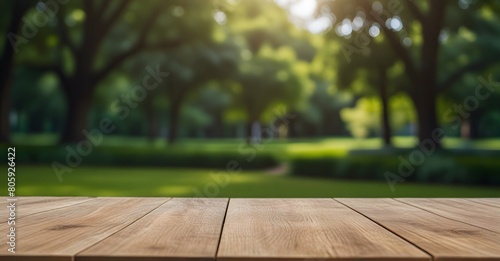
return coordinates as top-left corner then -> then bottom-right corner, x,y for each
1,0 -> 500,197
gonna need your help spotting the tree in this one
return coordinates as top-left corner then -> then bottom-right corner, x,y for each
221,0 -> 315,141
23,0 -> 217,143
320,0 -> 500,148
11,69 -> 65,134
0,0 -> 35,142
337,38 -> 401,146
195,86 -> 232,138
438,2 -> 500,139
235,46 -> 312,142
161,41 -> 239,144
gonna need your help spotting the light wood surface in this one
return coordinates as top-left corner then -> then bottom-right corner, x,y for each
1,197 -> 91,222
217,198 -> 430,261
0,197 -> 168,261
78,198 -> 228,261
398,198 -> 500,233
466,198 -> 500,208
1,197 -> 499,261
337,198 -> 500,260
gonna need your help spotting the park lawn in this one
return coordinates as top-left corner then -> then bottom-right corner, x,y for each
5,165 -> 500,198
11,134 -> 500,155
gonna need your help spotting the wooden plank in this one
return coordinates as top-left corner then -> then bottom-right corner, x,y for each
77,198 -> 228,261
217,198 -> 430,261
398,198 -> 500,233
338,198 -> 500,260
466,198 -> 500,208
1,197 -> 92,222
0,197 -> 168,261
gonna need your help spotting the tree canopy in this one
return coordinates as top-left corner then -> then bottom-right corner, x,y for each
1,0 -> 500,146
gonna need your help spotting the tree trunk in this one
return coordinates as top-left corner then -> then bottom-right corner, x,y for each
0,1 -> 33,142
412,83 -> 441,149
145,100 -> 159,141
303,122 -> 316,137
60,85 -> 93,143
212,111 -> 224,138
206,111 -> 224,138
378,68 -> 392,146
413,70 -> 441,148
287,112 -> 298,138
0,82 -> 10,143
167,99 -> 182,144
412,2 -> 444,149
416,98 -> 440,147
322,109 -> 343,136
245,119 -> 254,144
469,110 -> 482,139
147,113 -> 159,141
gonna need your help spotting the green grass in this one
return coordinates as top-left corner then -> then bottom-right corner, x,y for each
11,134 -> 500,153
5,135 -> 500,197
5,165 -> 500,198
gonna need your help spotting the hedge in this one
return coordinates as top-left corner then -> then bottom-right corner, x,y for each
290,151 -> 500,185
0,145 -> 280,170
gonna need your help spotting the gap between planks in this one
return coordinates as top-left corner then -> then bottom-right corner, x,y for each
217,198 -> 430,261
1,197 -> 171,261
465,198 -> 500,209
337,198 -> 500,260
3,197 -> 499,261
334,198 -> 436,261
77,198 -> 229,261
393,198 -> 500,234
0,197 -> 94,222
215,198 -> 231,260
74,197 -> 174,258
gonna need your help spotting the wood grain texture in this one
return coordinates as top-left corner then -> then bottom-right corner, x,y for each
217,198 -> 430,261
0,197 -> 92,222
77,198 -> 228,261
2,197 -> 499,260
398,198 -> 500,233
338,198 -> 500,261
466,198 -> 500,208
0,197 -> 168,261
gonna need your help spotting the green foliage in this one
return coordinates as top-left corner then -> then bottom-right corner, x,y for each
3,0 -> 500,144
341,94 -> 416,138
235,45 -> 312,122
11,68 -> 65,133
291,151 -> 500,185
0,144 -> 280,170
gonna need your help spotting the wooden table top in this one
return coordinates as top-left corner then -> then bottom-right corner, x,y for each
1,197 -> 499,261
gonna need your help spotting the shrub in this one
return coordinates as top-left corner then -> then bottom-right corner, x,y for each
0,145 -> 280,170
290,151 -> 500,185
